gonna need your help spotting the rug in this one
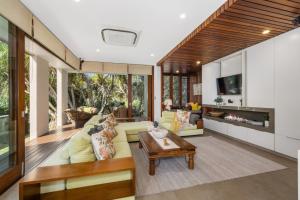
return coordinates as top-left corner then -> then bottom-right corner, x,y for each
130,136 -> 286,197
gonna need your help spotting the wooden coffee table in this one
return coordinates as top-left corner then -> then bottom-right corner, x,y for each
138,131 -> 196,176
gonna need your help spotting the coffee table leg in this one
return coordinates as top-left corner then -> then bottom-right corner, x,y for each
188,153 -> 195,169
139,141 -> 143,149
149,158 -> 155,175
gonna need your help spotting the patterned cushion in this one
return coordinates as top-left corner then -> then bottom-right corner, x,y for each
102,120 -> 118,138
104,113 -> 117,126
173,110 -> 191,133
91,132 -> 116,160
176,110 -> 191,125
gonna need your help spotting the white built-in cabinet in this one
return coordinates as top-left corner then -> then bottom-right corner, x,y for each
274,28 -> 300,158
202,62 -> 220,105
203,27 -> 300,158
204,118 -> 274,151
246,39 -> 275,108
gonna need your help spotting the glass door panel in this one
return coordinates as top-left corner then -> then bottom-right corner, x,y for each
173,76 -> 180,107
131,75 -> 148,119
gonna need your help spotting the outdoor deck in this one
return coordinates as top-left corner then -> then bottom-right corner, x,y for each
25,124 -> 80,174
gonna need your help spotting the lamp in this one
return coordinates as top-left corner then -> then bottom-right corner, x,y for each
163,99 -> 173,111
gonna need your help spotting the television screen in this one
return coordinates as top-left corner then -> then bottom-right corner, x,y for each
217,74 -> 242,95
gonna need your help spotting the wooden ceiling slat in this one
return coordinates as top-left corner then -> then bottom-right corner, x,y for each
223,12 -> 294,28
231,4 -> 294,21
239,0 -> 300,16
158,0 -> 300,73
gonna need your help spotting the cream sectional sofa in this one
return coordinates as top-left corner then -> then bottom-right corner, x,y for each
21,115 -> 151,200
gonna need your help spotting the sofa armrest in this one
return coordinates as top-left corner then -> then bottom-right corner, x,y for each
19,157 -> 135,200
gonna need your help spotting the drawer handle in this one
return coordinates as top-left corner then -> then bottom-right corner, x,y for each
286,136 -> 300,141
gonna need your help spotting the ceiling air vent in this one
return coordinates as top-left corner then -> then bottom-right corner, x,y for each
101,28 -> 139,47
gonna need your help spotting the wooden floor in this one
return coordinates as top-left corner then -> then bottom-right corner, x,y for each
25,124 -> 80,174
1,128 -> 297,200
137,130 -> 297,200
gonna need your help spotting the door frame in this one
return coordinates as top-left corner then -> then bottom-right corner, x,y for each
0,24 -> 25,194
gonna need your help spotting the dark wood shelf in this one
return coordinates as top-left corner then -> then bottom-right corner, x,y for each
202,105 -> 275,133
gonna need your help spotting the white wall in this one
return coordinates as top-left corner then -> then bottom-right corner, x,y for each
56,69 -> 68,128
154,66 -> 161,122
30,56 -> 49,139
220,53 -> 242,77
202,62 -> 220,105
202,52 -> 244,107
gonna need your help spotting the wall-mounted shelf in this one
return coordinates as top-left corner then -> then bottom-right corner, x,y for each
202,105 -> 274,133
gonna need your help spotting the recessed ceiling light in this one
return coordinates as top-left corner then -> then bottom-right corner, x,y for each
176,70 -> 180,73
150,53 -> 155,57
96,48 -> 100,52
262,30 -> 270,35
196,61 -> 201,65
74,0 -> 80,2
179,13 -> 186,19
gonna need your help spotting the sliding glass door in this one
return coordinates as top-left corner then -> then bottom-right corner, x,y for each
0,16 -> 25,194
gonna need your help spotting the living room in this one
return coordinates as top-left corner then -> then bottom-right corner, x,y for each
0,0 -> 299,200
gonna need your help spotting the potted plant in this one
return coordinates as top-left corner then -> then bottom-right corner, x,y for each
214,96 -> 224,107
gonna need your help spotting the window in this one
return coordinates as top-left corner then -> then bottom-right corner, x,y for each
68,73 -> 128,115
173,76 -> 180,106
163,76 -> 170,101
131,75 -> 148,118
162,75 -> 189,108
182,76 -> 188,106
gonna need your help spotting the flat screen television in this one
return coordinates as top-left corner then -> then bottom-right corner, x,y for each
217,74 -> 242,95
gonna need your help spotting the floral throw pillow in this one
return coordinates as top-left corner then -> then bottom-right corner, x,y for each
104,113 -> 118,126
102,120 -> 118,137
91,132 -> 116,160
176,110 -> 191,127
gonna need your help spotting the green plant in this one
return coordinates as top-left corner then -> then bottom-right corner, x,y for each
214,96 -> 224,105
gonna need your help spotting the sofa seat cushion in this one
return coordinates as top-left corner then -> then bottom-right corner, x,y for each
40,146 -> 70,194
115,196 -> 135,200
114,121 -> 151,142
66,170 -> 132,189
178,129 -> 203,137
182,124 -> 197,131
113,142 -> 132,159
112,129 -> 128,143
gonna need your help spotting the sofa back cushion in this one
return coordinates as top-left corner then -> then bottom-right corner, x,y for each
161,111 -> 176,123
70,146 -> 96,163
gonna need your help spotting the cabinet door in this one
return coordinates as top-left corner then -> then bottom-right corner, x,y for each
247,129 -> 274,151
246,39 -> 274,108
227,124 -> 248,141
202,62 -> 220,105
274,28 -> 300,157
210,120 -> 228,135
274,28 -> 300,140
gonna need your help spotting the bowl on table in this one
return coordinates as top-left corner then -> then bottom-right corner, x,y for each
209,111 -> 224,117
152,128 -> 168,139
